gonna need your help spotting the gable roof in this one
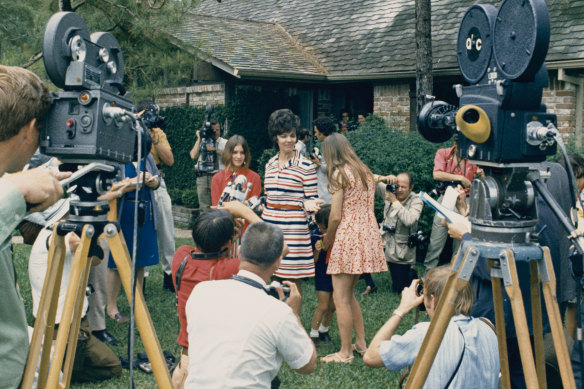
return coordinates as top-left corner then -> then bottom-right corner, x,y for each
169,0 -> 584,81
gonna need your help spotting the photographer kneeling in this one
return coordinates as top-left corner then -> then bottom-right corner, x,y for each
363,266 -> 499,388
184,208 -> 316,388
171,202 -> 258,388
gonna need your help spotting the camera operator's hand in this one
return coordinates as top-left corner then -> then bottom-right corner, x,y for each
5,167 -> 70,212
385,190 -> 397,203
310,155 -> 322,167
444,219 -> 471,241
215,201 -> 262,224
459,176 -> 472,188
206,144 -> 216,152
195,130 -> 201,140
303,199 -> 324,213
397,279 -> 425,315
282,281 -> 302,316
454,185 -> 469,216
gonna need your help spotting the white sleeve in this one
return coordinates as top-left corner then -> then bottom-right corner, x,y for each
275,309 -> 313,369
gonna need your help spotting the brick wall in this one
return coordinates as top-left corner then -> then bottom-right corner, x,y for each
156,82 -> 226,108
172,205 -> 198,228
373,83 -> 411,131
543,75 -> 577,141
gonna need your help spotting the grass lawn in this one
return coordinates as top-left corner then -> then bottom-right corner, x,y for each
13,237 -> 427,388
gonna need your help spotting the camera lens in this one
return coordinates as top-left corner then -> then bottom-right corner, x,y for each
416,280 -> 424,297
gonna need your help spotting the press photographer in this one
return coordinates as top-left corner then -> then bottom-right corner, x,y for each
423,137 -> 480,273
376,172 -> 424,293
184,205 -> 316,388
170,202 -> 262,388
363,266 -> 499,388
189,112 -> 227,212
137,100 -> 177,292
0,65 -> 71,388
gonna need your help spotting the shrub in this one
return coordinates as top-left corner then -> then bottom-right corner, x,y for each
347,115 -> 450,233
167,187 -> 183,206
181,189 -> 199,208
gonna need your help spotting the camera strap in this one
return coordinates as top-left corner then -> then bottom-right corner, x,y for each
231,275 -> 269,296
444,323 -> 466,389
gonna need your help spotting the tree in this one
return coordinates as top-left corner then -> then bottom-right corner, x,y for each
1,0 -> 201,100
415,0 -> 433,131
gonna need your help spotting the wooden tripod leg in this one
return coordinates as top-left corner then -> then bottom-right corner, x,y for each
540,247 -> 576,389
501,249 -> 539,389
45,225 -> 93,389
404,246 -> 476,389
61,235 -> 94,386
530,260 -> 546,388
21,227 -> 66,389
489,259 -> 511,389
105,223 -> 172,389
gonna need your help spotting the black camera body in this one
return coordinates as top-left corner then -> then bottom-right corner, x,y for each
408,230 -> 427,249
428,181 -> 460,199
266,283 -> 291,300
386,183 -> 398,193
142,105 -> 167,130
417,0 -> 557,165
40,12 -> 140,165
382,224 -> 396,234
197,105 -> 218,174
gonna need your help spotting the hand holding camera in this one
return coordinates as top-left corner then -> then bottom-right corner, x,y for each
396,279 -> 425,316
6,168 -> 71,212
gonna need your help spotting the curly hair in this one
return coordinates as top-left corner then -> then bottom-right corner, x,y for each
268,109 -> 300,149
313,117 -> 335,136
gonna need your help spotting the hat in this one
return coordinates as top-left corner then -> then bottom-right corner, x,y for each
24,198 -> 71,228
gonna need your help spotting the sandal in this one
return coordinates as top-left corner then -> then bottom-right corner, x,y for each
352,344 -> 366,357
320,352 -> 354,364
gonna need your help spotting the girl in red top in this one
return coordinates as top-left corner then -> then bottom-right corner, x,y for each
211,135 -> 261,206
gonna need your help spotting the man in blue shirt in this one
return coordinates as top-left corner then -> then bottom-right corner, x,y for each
363,266 -> 499,388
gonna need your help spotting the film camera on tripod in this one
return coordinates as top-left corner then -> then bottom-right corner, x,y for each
407,0 -> 584,387
22,11 -> 174,389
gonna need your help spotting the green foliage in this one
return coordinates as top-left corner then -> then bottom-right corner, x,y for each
0,1 -> 202,98
161,105 -> 227,191
224,86 -> 299,171
256,148 -> 278,181
167,187 -> 183,206
181,189 -> 199,208
347,115 -> 450,233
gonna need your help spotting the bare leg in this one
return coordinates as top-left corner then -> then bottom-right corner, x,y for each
312,291 -> 332,330
331,273 -> 360,359
322,294 -> 336,327
106,268 -> 121,317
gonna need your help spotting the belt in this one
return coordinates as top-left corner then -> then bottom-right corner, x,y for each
266,201 -> 302,210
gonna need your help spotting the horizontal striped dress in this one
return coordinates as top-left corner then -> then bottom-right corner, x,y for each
262,151 -> 318,278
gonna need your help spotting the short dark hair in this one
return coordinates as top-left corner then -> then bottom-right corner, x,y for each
240,222 -> 284,269
558,152 -> 584,179
268,109 -> 300,148
315,204 -> 331,228
297,128 -> 309,140
191,210 -> 235,252
137,99 -> 155,112
313,117 -> 335,136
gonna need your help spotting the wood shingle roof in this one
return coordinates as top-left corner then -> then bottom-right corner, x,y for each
169,0 -> 584,81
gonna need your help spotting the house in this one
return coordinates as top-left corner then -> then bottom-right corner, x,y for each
160,0 -> 584,144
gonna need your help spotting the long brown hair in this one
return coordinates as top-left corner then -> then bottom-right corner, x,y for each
222,135 -> 251,169
322,133 -> 372,192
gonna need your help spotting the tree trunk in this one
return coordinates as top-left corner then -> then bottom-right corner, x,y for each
415,0 -> 433,131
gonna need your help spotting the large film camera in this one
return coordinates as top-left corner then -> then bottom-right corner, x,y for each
41,12 -> 138,165
418,0 -> 557,164
196,105 -> 219,174
418,0 -> 560,242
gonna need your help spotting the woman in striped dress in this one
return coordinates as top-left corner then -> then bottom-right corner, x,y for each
262,109 -> 320,299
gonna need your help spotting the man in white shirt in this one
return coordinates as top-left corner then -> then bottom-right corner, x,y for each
184,220 -> 316,388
